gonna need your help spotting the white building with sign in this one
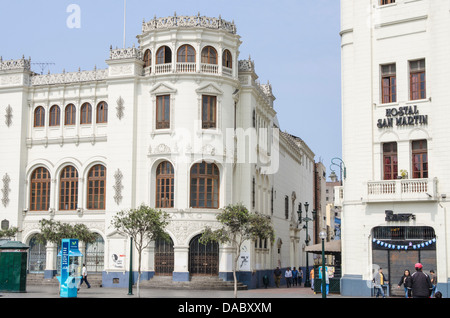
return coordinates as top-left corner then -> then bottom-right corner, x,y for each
340,0 -> 449,296
0,15 -> 315,288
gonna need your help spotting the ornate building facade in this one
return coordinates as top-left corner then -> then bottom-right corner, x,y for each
340,0 -> 449,296
0,15 -> 315,288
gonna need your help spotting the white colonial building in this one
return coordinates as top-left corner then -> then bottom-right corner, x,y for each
0,14 -> 315,288
340,0 -> 450,296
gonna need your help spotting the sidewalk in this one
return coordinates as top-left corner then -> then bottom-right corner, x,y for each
0,284 -> 350,298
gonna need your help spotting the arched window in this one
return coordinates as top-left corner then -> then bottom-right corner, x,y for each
201,46 -> 217,65
80,103 -> 92,124
87,164 -> 106,210
156,46 -> 172,64
222,49 -> 232,69
64,104 -> 76,125
30,167 -> 51,211
34,106 -> 45,127
59,166 -> 78,211
190,162 -> 219,209
177,45 -> 196,63
144,49 -> 152,68
156,161 -> 174,208
49,105 -> 61,127
96,101 -> 108,123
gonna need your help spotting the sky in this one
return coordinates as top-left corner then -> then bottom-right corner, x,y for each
0,0 -> 342,180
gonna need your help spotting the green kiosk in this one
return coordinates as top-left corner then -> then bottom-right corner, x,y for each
0,241 -> 29,293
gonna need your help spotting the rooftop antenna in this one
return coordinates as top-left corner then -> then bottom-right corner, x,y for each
123,0 -> 127,48
31,62 -> 55,75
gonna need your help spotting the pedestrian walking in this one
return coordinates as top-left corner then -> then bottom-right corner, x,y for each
79,263 -> 91,290
292,267 -> 299,286
373,268 -> 388,298
310,268 -> 314,290
273,267 -> 282,288
397,269 -> 412,298
298,268 -> 303,286
430,269 -> 437,297
410,263 -> 432,298
285,267 -> 293,288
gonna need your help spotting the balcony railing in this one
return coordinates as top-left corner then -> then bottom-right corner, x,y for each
145,62 -> 231,77
366,178 -> 438,202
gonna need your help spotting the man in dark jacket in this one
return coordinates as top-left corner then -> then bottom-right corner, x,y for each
410,263 -> 432,298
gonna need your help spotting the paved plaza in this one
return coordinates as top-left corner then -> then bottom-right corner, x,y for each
0,284 -> 349,299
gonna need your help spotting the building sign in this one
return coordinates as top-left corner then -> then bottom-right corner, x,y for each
377,105 -> 428,129
385,210 -> 415,222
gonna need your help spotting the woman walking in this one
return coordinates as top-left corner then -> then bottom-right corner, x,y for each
397,269 -> 412,298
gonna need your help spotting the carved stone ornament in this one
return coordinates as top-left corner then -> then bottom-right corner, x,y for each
116,96 -> 125,120
1,174 -> 11,208
5,105 -> 12,127
113,169 -> 124,205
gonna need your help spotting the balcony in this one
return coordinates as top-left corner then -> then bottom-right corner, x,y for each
366,178 -> 438,203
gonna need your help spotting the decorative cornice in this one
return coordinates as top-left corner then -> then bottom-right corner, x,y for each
142,13 -> 237,35
0,57 -> 31,71
109,45 -> 142,60
31,68 -> 108,86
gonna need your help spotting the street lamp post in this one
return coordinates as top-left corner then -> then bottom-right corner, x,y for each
319,230 -> 327,299
128,237 -> 133,295
297,202 -> 316,288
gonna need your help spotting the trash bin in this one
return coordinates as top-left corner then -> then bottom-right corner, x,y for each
0,241 -> 29,293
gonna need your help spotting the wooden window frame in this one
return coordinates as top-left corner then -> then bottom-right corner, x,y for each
156,46 -> 172,64
284,196 -> 289,219
381,64 -> 396,104
30,167 -> 51,211
201,46 -> 217,65
156,161 -> 175,208
87,164 -> 106,210
80,103 -> 92,124
96,101 -> 108,124
383,142 -> 398,180
144,49 -> 152,68
202,95 -> 217,129
222,49 -> 232,69
177,45 -> 196,63
59,166 -> 79,211
412,140 -> 428,179
410,59 -> 426,101
34,106 -> 45,127
156,95 -> 170,129
49,105 -> 61,127
64,104 -> 76,126
190,162 -> 220,209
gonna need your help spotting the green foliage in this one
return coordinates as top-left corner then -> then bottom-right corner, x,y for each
110,204 -> 171,246
0,227 -> 19,239
35,219 -> 97,245
200,203 -> 275,247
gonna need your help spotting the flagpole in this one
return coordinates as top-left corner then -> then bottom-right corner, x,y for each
123,0 -> 127,48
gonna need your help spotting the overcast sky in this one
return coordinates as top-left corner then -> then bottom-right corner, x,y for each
0,0 -> 342,180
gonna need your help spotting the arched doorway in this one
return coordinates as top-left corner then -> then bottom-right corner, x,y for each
155,236 -> 174,276
372,226 -> 436,297
85,234 -> 104,273
189,234 -> 219,276
28,235 -> 46,273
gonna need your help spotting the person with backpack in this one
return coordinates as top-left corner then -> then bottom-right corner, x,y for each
410,263 -> 432,298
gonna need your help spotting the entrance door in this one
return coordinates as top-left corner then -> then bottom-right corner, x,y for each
28,235 -> 46,273
189,234 -> 219,276
155,236 -> 174,276
389,250 -> 418,297
85,234 -> 104,273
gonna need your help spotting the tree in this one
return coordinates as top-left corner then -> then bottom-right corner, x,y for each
200,203 -> 275,298
0,227 -> 18,239
110,204 -> 171,297
36,219 -> 97,245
